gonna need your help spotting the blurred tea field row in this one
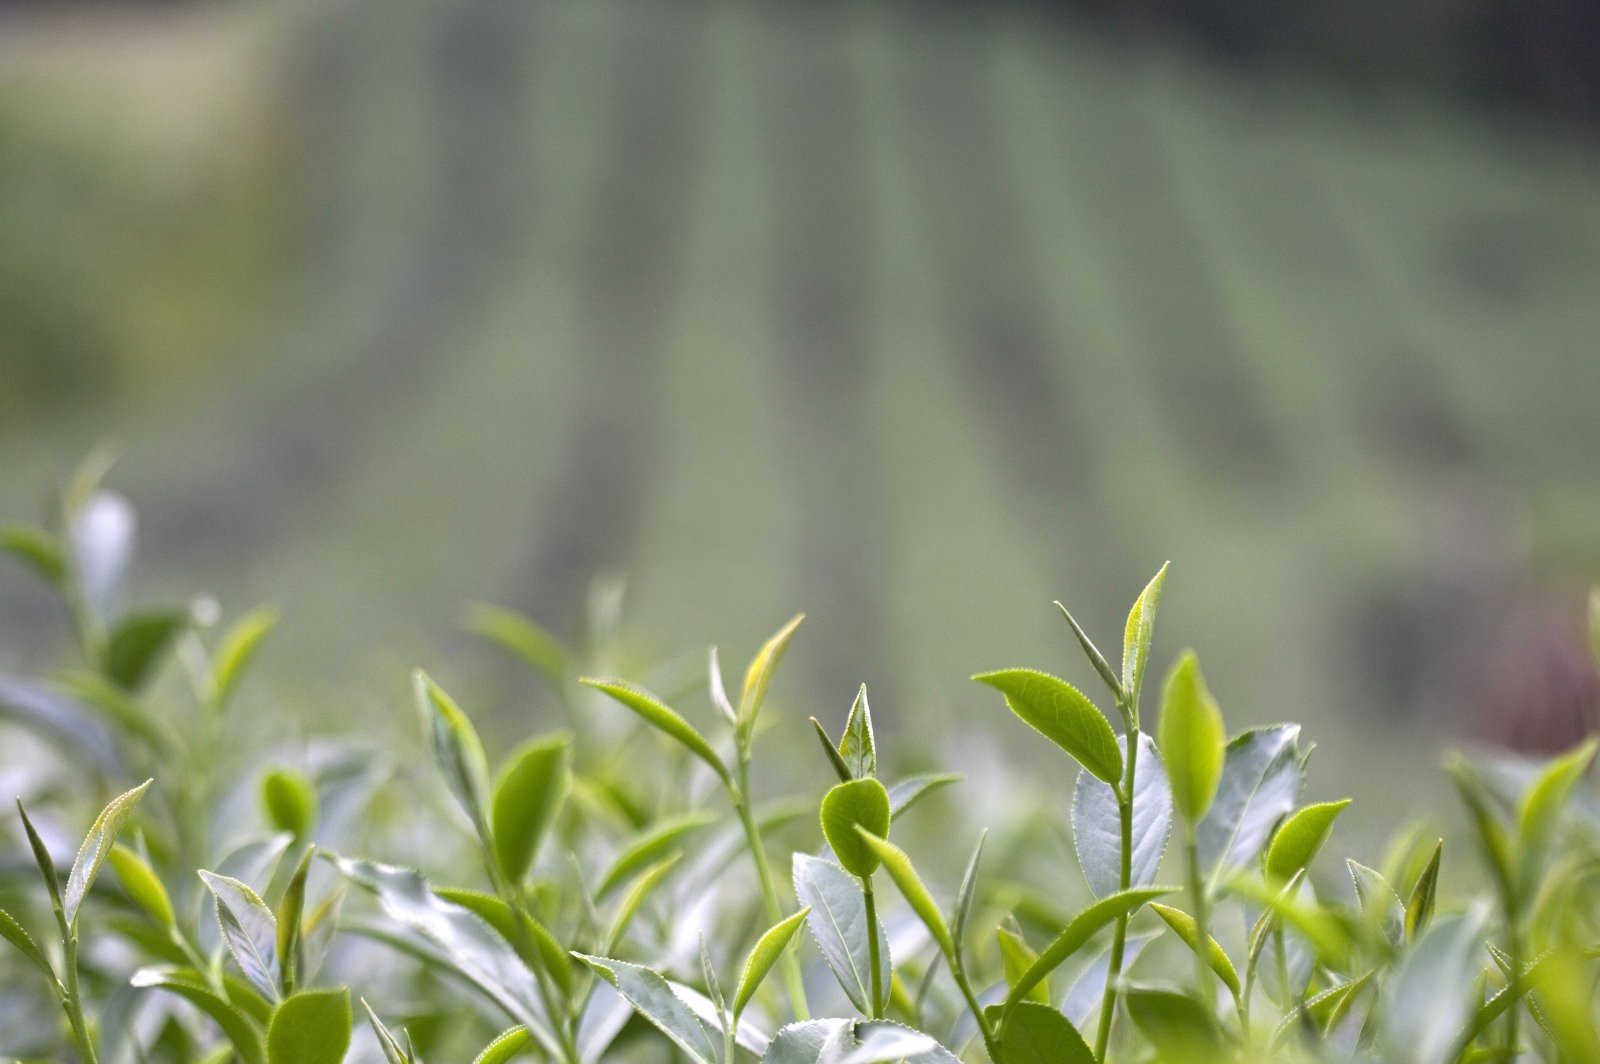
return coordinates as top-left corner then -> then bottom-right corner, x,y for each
4,0 -> 1599,834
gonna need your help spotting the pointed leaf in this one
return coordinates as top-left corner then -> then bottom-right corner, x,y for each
793,853 -> 890,1015
1404,840 -> 1442,941
1378,907 -> 1489,1064
952,830 -> 987,962
199,870 -> 281,1002
855,830 -> 954,960
267,987 -> 351,1064
838,685 -> 877,779
821,778 -> 891,878
1516,736 -> 1597,863
1196,725 -> 1304,885
598,809 -> 718,896
16,800 -> 62,911
492,732 -> 572,883
0,905 -> 53,979
887,773 -> 961,821
1121,563 -> 1170,711
973,669 -> 1122,785
735,907 -> 812,1019
109,842 -> 175,929
998,1001 -> 1095,1064
211,607 -> 278,709
1157,652 -> 1226,823
1073,733 -> 1173,897
414,670 -> 493,837
65,777 -> 153,924
276,848 -> 314,995
1346,860 -> 1404,946
131,965 -> 267,1064
579,676 -> 730,785
362,1000 -> 414,1064
102,609 -> 188,691
998,927 -> 1049,1003
473,1025 -> 531,1064
811,717 -> 854,782
739,613 -> 805,735
573,953 -> 720,1064
436,887 -> 576,997
709,646 -> 736,724
1054,600 -> 1122,701
1264,800 -> 1352,883
1149,903 -> 1240,998
1002,886 -> 1174,1019
459,601 -> 568,688
604,853 -> 682,954
0,522 -> 67,590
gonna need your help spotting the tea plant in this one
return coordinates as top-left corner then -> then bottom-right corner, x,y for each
3,467 -> 1599,1062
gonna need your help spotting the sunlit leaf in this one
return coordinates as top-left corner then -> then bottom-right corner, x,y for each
997,926 -> 1048,1004
855,830 -> 955,960
261,769 -> 318,841
578,676 -> 730,785
1121,563 -> 1170,714
739,613 -> 805,737
491,731 -> 572,883
972,669 -> 1122,785
109,842 -> 175,929
598,810 -> 716,896
65,777 -> 153,924
1264,799 -> 1352,883
1157,652 -> 1225,823
821,778 -> 891,878
266,987 -> 351,1064
459,601 -> 568,689
1149,903 -> 1240,999
414,670 -> 493,839
211,607 -> 278,709
735,907 -> 811,1019
1001,887 -> 1173,1018
838,684 -> 876,779
131,965 -> 267,1064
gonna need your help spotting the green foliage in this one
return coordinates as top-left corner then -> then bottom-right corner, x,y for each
820,778 -> 892,877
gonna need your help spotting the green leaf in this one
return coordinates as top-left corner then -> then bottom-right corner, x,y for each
1002,886 -> 1174,1019
1121,562 -> 1170,714
887,773 -> 961,821
0,905 -> 53,979
972,669 -> 1122,785
951,830 -> 986,964
1445,756 -> 1515,905
472,1025 -> 531,1064
1533,946 -> 1600,1063
793,853 -> 891,1015
997,1001 -> 1095,1064
109,842 -> 175,929
1054,600 -> 1123,701
821,778 -> 892,878
0,522 -> 67,590
277,848 -> 314,996
459,601 -> 568,688
1264,799 -> 1352,883
436,887 -> 575,997
1377,907 -> 1488,1064
1073,733 -> 1173,897
855,829 -> 955,960
102,609 -> 188,691
1124,985 -> 1225,1064
573,953 -> 720,1064
760,1019 -> 957,1064
838,684 -> 876,779
211,607 -> 278,709
997,926 -> 1048,1003
199,869 -> 281,1003
598,809 -> 718,896
261,769 -> 318,841
1225,874 -> 1351,971
267,987 -> 352,1064
491,732 -> 572,884
604,853 -> 682,954
1196,725 -> 1305,886
414,670 -> 493,838
16,800 -> 62,912
811,716 -> 854,783
1149,903 -> 1241,999
1516,736 -> 1597,866
578,676 -> 730,785
735,906 -> 811,1019
1157,652 -> 1226,823
1346,860 -> 1404,946
1404,839 -> 1442,942
65,777 -> 153,924
739,612 -> 805,736
131,965 -> 268,1064
361,1000 -> 415,1064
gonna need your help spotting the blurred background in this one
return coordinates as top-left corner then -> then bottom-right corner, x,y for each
3,0 -> 1599,844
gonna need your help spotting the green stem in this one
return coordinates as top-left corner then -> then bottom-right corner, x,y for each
1185,831 -> 1214,1007
48,891 -> 97,1064
1094,724 -> 1140,1062
732,757 -> 809,1019
862,878 -> 883,1018
949,955 -> 1001,1063
485,858 -> 581,1064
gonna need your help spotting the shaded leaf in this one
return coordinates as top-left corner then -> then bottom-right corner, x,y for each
1054,600 -> 1122,701
1124,985 -> 1224,1064
572,953 -> 720,1064
261,769 -> 318,841
811,716 -> 854,783
793,853 -> 890,1015
1196,725 -> 1304,887
460,601 -> 568,688
1073,733 -> 1172,897
131,965 -> 266,1064
199,870 -> 281,1003
1003,886 -> 1174,1019
598,809 -> 718,896
0,905 -> 53,979
267,987 -> 351,1064
952,830 -> 987,964
102,609 -> 187,691
1378,906 -> 1489,1064
0,522 -> 67,590
1404,840 -> 1442,942
998,927 -> 1048,1004
414,670 -> 493,838
887,773 -> 961,822
997,1001 -> 1095,1064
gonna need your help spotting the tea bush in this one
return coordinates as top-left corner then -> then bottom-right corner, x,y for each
2,462 -> 1598,1063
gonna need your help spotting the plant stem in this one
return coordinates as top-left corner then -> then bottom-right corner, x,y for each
1185,830 -> 1216,1017
949,955 -> 1001,1063
1093,724 -> 1139,1062
862,877 -> 883,1018
485,858 -> 581,1064
732,755 -> 809,1019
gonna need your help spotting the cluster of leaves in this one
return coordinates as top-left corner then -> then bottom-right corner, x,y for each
3,465 -> 1600,1063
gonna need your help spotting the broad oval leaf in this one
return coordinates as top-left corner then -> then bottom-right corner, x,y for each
972,669 -> 1122,785
838,685 -> 876,779
735,907 -> 812,1019
414,670 -> 493,837
821,778 -> 891,877
1002,886 -> 1174,1019
1196,725 -> 1304,886
267,987 -> 351,1064
65,777 -> 153,925
573,953 -> 720,1064
199,870 -> 281,1002
491,732 -> 572,884
854,830 -> 955,960
578,676 -> 730,785
102,609 -> 188,691
261,769 -> 318,841
1073,733 -> 1173,897
761,1019 -> 958,1064
433,887 -> 575,997
109,842 -> 175,929
1123,985 -> 1224,1064
131,965 -> 267,1064
1156,652 -> 1225,823
997,1001 -> 1095,1064
793,853 -> 891,1015
1264,800 -> 1352,883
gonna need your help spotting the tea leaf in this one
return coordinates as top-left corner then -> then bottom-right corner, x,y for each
199,869 -> 281,1002
972,669 -> 1122,785
1346,859 -> 1404,946
951,829 -> 986,963
821,778 -> 891,878
1124,985 -> 1224,1064
435,887 -> 575,996
267,987 -> 352,1064
854,829 -> 955,960
16,800 -> 62,912
276,848 -> 314,995
211,607 -> 278,709
998,1001 -> 1095,1064
472,1025 -> 532,1064
1404,839 -> 1442,941
1264,799 -> 1352,883
573,954 -> 721,1064
838,684 -> 877,779
598,809 -> 718,896
0,905 -> 53,979
491,731 -> 572,884
1121,563 -> 1170,713
101,609 -> 187,691
0,522 -> 67,591
1073,733 -> 1173,897
109,842 -> 175,929
65,777 -> 153,924
414,670 -> 493,838
1196,725 -> 1304,885
1377,906 -> 1488,1064
811,716 -> 854,783
131,965 -> 267,1064
735,907 -> 811,1019
739,612 -> 805,736
1149,903 -> 1241,998
261,768 -> 318,841
1061,932 -> 1156,1028
1001,887 -> 1173,1018
1446,756 -> 1515,904
579,676 -> 730,786
362,1000 -> 415,1064
997,926 -> 1048,1003
887,773 -> 961,821
1157,652 -> 1225,823
1516,736 -> 1597,865
793,853 -> 891,1015
459,601 -> 568,689
1054,600 -> 1122,701
604,853 -> 682,954
761,1018 -> 957,1064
